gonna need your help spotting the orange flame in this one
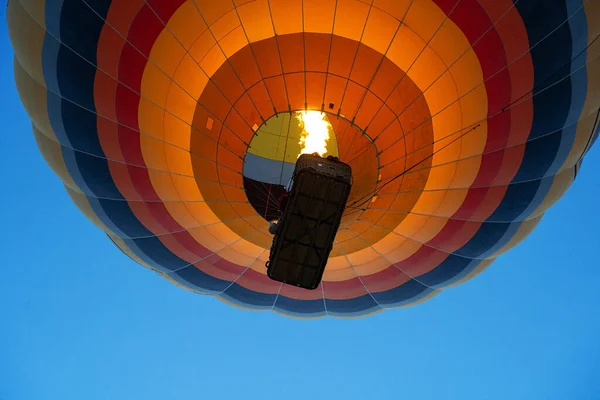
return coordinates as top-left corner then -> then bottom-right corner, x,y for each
295,110 -> 331,158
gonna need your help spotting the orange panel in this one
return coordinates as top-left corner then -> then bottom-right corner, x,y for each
217,143 -> 244,170
369,57 -> 404,100
211,62 -> 246,103
278,34 -> 305,74
264,76 -> 289,111
304,33 -> 332,72
234,93 -> 263,126
247,81 -> 276,118
251,39 -> 283,78
198,181 -> 228,202
375,120 -> 403,150
229,46 -> 263,87
217,164 -> 243,187
328,36 -> 358,77
372,0 -> 412,21
237,0 -> 275,43
333,0 -> 370,41
368,105 -> 396,138
305,72 -> 327,109
339,80 -> 366,119
284,73 -> 306,110
354,91 -> 383,130
224,111 -> 254,143
386,83 -> 416,116
323,74 -> 347,112
362,6 -> 400,54
192,0 -> 234,26
198,81 -> 231,120
269,0 -> 303,35
350,44 -> 383,87
304,0 -> 337,33
190,154 -> 219,182
391,191 -> 428,214
192,107 -> 220,142
217,127 -> 246,158
359,225 -> 390,245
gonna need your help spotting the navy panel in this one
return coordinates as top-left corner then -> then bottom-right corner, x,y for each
458,1 -> 577,261
72,151 -> 125,199
61,146 -> 93,195
61,99 -> 108,157
488,179 -> 542,222
454,222 -> 511,259
59,0 -> 109,65
274,296 -> 326,315
325,294 -> 379,314
41,0 -> 177,272
43,0 -> 119,197
513,0 -> 572,173
43,43 -> 68,144
172,265 -> 232,292
82,0 -> 113,16
371,279 -> 429,306
418,254 -> 474,287
222,283 -> 278,308
95,198 -> 154,238
513,176 -> 555,222
127,236 -> 191,272
545,1 -> 588,176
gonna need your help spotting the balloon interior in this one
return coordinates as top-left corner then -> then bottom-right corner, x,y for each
6,0 -> 600,318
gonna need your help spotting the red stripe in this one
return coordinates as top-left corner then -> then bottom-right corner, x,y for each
111,2 -> 243,274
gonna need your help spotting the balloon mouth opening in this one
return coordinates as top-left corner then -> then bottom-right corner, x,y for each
241,110 -> 379,226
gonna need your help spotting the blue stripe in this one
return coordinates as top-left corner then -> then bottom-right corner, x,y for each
243,152 -> 295,185
418,255 -> 482,288
273,296 -> 326,316
476,222 -> 522,260
325,294 -> 380,316
370,279 -> 431,307
454,0 -> 586,265
169,265 -> 231,294
514,176 -> 555,221
91,198 -> 153,239
44,0 -> 65,41
547,0 -> 588,176
220,283 -> 279,309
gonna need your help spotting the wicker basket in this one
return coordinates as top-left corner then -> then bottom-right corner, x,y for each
294,153 -> 352,184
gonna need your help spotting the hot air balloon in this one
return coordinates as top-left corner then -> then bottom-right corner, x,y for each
7,0 -> 599,318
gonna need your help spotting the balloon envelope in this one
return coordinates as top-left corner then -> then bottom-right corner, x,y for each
7,0 -> 600,318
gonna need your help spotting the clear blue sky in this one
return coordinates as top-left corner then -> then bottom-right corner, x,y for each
1,19 -> 600,400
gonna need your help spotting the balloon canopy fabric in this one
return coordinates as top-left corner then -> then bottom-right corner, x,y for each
8,0 -> 600,318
